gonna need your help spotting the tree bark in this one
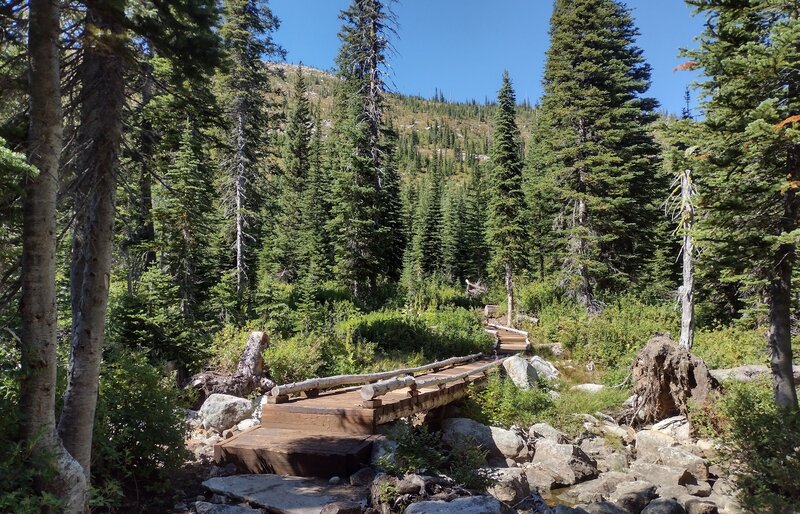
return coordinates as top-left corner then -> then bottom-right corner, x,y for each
679,168 -> 694,350
59,2 -> 125,478
766,261 -> 797,409
20,0 -> 87,510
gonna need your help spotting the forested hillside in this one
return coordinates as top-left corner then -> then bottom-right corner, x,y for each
2,0 -> 799,513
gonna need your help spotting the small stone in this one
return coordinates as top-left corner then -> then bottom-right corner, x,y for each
642,498 -> 687,514
635,430 -> 677,460
329,476 -> 341,485
685,498 -> 718,514
320,501 -> 363,514
350,467 -> 377,487
571,383 -> 606,394
486,467 -> 530,503
529,422 -> 570,444
194,502 -> 261,514
222,429 -> 235,439
236,418 -> 259,432
686,481 -> 712,498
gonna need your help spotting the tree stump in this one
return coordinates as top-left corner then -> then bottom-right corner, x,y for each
187,331 -> 274,408
629,334 -> 720,425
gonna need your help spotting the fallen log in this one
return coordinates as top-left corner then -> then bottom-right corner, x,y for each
187,331 -> 274,409
271,353 -> 482,398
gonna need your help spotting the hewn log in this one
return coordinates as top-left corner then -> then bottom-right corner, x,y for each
271,353 -> 482,397
361,358 -> 507,400
188,331 -> 273,408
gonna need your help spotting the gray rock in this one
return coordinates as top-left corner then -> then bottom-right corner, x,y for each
236,418 -> 259,432
635,430 -> 677,460
350,467 -> 376,487
609,480 -> 656,514
532,439 -> 599,487
524,464 -> 560,492
441,418 -> 527,461
203,474 -> 367,514
558,471 -> 630,504
710,479 -> 735,497
630,462 -> 694,488
486,467 -> 530,503
404,495 -> 504,514
581,502 -> 629,514
502,355 -> 539,389
656,447 -> 708,482
529,422 -> 570,444
320,501 -> 362,514
554,507 -> 591,514
571,384 -> 606,394
642,499 -> 687,514
329,476 -> 342,485
395,476 -> 421,495
656,485 -> 690,501
652,417 -> 691,441
195,502 -> 261,514
530,356 -> 560,381
370,438 -> 398,467
684,499 -> 718,514
599,452 -> 630,473
199,394 -> 255,433
686,482 -> 711,498
709,364 -> 800,384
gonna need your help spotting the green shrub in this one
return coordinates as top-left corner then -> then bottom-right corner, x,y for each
420,308 -> 493,357
208,322 -> 263,372
545,387 -> 631,436
404,275 -> 474,311
713,381 -> 800,513
463,371 -> 554,428
264,333 -> 325,384
92,351 -> 189,511
518,279 -> 565,315
693,325 -> 767,369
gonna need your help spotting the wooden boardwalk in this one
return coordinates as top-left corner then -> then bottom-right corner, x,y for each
214,358 -> 500,477
486,323 -> 531,354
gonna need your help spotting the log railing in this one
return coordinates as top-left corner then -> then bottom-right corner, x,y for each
360,357 -> 507,401
268,353 -> 483,402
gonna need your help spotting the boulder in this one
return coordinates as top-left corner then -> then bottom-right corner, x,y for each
572,384 -> 606,394
320,501 -> 363,514
350,467 -> 377,487
524,464 -> 561,492
581,502 -> 630,514
642,499 -> 687,514
486,467 -> 530,503
558,471 -> 630,504
609,480 -> 657,514
655,447 -> 708,482
598,452 -> 630,473
635,430 -> 677,460
600,422 -> 634,443
530,356 -> 560,381
441,418 -> 527,461
652,416 -> 691,441
195,502 -> 262,514
199,394 -> 254,433
684,499 -> 718,514
554,507 -> 591,514
203,474 -> 368,514
502,356 -> 539,389
532,439 -> 599,486
655,485 -> 691,502
404,495 -> 504,514
686,482 -> 711,498
709,364 -> 800,384
630,462 -> 694,488
529,422 -> 570,444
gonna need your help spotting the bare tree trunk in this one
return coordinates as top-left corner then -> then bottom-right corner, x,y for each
235,105 -> 247,296
20,1 -> 87,510
568,195 -> 597,314
679,169 -> 695,350
767,253 -> 798,409
59,2 -> 125,478
505,263 -> 514,328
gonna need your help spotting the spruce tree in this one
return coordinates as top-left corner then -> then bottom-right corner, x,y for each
686,0 -> 799,408
536,0 -> 664,312
328,0 -> 403,298
487,72 -> 525,326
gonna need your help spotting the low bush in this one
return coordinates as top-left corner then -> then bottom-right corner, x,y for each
462,371 -> 554,428
697,381 -> 800,513
263,333 -> 325,384
92,351 -> 189,511
693,325 -> 767,369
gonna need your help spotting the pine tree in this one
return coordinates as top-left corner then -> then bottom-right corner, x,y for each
217,0 -> 283,298
487,72 -> 526,326
686,0 -> 800,408
328,0 -> 403,297
536,0 -> 664,312
462,164 -> 489,281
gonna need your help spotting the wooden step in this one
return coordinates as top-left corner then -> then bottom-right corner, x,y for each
214,426 -> 378,478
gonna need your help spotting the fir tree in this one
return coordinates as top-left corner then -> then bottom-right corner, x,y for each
328,0 -> 403,297
686,0 -> 800,408
536,0 -> 664,312
487,72 -> 525,326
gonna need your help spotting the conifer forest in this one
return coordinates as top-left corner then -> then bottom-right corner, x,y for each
1,1 -> 799,513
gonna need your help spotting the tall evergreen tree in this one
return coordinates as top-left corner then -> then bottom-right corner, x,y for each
686,0 -> 799,408
328,0 -> 403,297
487,72 -> 525,326
534,0 -> 663,312
217,0 -> 283,298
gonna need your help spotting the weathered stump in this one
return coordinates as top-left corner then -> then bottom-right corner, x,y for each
187,331 -> 274,408
629,334 -> 720,425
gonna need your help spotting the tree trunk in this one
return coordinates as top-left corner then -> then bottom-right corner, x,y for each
235,104 -> 246,296
679,168 -> 694,350
20,1 -> 87,510
505,263 -> 514,328
767,256 -> 798,409
59,2 -> 125,479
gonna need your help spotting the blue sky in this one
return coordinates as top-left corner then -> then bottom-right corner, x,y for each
270,0 -> 705,115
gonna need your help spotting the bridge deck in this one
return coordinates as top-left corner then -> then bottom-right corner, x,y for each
214,358 -> 496,477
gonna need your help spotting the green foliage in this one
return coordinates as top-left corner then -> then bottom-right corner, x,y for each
92,351 -> 189,511
693,325 -> 768,370
263,333 -> 324,384
546,388 -> 630,436
464,370 -> 554,428
710,381 -> 800,513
